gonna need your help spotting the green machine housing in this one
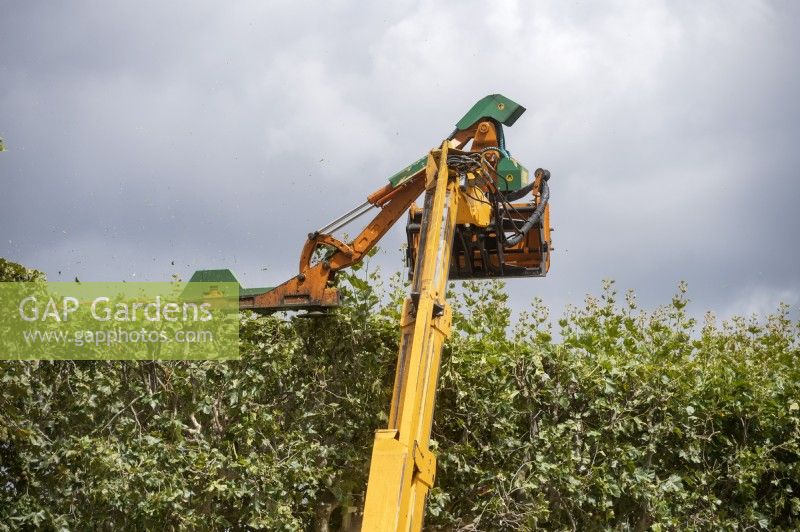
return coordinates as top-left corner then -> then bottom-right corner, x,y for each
496,156 -> 529,192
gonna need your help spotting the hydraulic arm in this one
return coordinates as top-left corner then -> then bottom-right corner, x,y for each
240,94 -> 552,529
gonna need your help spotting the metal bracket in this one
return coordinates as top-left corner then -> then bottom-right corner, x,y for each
455,94 -> 526,131
413,443 -> 436,488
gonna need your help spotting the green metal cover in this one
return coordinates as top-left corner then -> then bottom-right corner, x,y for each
496,157 -> 529,192
455,94 -> 526,131
240,287 -> 274,297
188,269 -> 239,284
188,269 -> 273,298
388,155 -> 427,188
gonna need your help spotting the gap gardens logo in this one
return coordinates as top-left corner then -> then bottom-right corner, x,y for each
0,282 -> 240,360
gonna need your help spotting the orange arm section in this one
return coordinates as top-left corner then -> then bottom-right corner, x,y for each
247,172 -> 426,312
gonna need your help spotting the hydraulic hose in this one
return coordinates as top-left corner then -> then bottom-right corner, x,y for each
503,171 -> 550,247
503,181 -> 535,201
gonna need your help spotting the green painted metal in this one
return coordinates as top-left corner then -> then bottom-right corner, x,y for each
188,269 -> 272,299
496,156 -> 529,192
188,269 -> 239,284
240,286 -> 274,297
455,94 -> 526,131
388,155 -> 427,188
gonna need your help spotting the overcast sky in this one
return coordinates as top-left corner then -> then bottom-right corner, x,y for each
2,0 -> 799,323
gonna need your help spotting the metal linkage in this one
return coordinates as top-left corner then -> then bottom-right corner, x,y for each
316,200 -> 374,234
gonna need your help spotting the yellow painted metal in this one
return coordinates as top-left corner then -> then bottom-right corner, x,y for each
455,178 -> 491,227
362,141 -> 460,530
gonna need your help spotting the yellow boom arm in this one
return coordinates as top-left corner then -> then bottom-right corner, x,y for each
362,141 -> 460,529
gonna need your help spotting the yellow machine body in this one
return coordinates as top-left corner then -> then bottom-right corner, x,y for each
455,178 -> 492,227
363,129 -> 551,529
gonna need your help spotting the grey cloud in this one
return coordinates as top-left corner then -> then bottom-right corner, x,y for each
1,0 -> 798,322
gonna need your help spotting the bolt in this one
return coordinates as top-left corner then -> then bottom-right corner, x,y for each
298,273 -> 306,282
478,123 -> 489,133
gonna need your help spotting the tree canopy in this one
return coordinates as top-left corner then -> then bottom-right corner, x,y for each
1,258 -> 798,530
